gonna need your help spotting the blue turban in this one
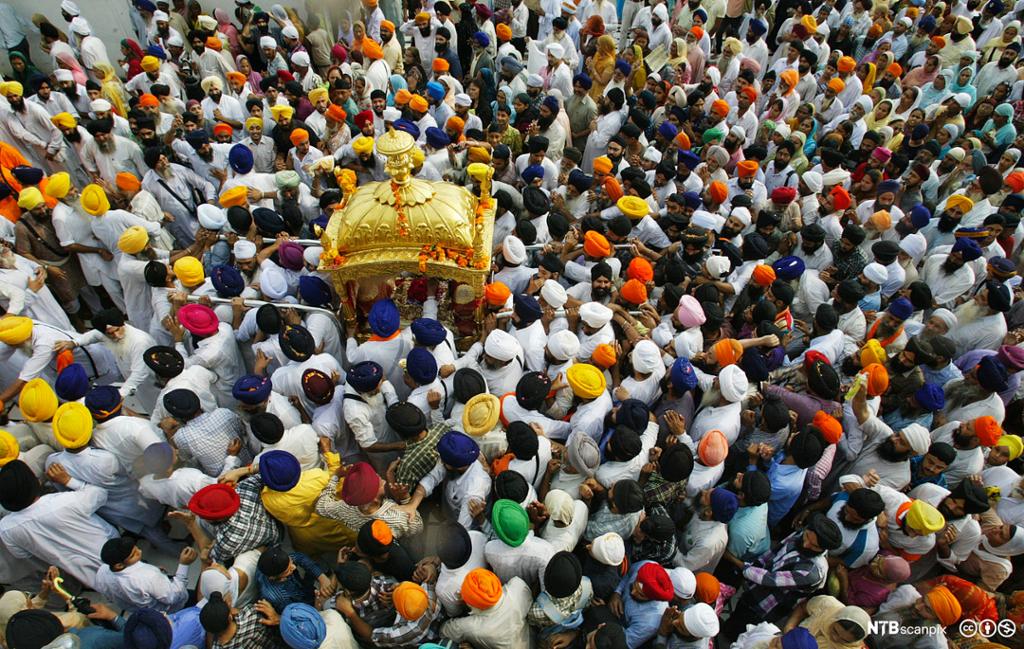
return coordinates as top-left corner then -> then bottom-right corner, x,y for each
542,95 -> 559,114
309,213 -> 329,235
501,56 -> 524,74
406,347 -> 438,385
425,81 -> 446,102
123,608 -> 173,649
228,144 -> 254,174
184,129 -> 209,149
393,119 -> 420,139
978,355 -> 1010,392
259,450 -> 301,491
989,0 -> 1006,13
513,293 -> 542,324
615,398 -> 649,431
11,166 -> 43,185
411,318 -> 447,346
368,298 -> 400,337
781,627 -> 818,649
990,256 -> 1016,275
749,18 -> 767,36
877,179 -> 900,195
615,59 -> 632,76
658,121 -> 678,140
887,296 -> 913,320
573,72 -> 592,90
473,30 -> 490,46
568,169 -> 593,193
670,358 -> 698,393
298,275 -> 331,307
438,431 -> 479,468
233,374 -> 272,405
909,204 -> 931,229
920,15 -> 937,32
522,164 -> 545,184
347,361 -> 383,393
985,279 -> 1012,313
55,363 -> 89,402
425,126 -> 450,149
710,487 -> 739,522
146,44 -> 167,59
135,0 -> 157,12
693,8 -> 707,21
772,255 -> 806,280
951,237 -> 983,262
211,265 -> 245,298
679,151 -> 701,170
84,385 -> 123,420
279,604 -> 326,649
252,207 -> 286,235
914,383 -> 945,411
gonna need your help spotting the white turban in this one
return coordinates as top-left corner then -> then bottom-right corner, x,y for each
590,532 -> 625,566
821,168 -> 850,187
855,96 -> 873,113
863,262 -> 888,285
706,145 -> 729,166
899,233 -> 927,263
502,235 -> 527,264
705,255 -> 731,279
900,423 -> 930,456
454,93 -> 472,107
61,0 -> 81,16
201,76 -> 223,94
260,266 -> 289,299
152,9 -> 169,21
728,125 -> 746,140
579,302 -> 613,328
527,74 -> 544,87
546,329 -> 579,361
543,489 -> 575,524
196,14 -> 218,30
90,98 -> 113,112
706,67 -> 721,85
691,211 -> 724,231
546,43 -> 565,59
644,147 -> 662,164
632,340 -> 663,375
70,17 -> 91,35
802,170 -> 823,193
946,147 -> 966,162
383,107 -> 402,121
197,204 -> 227,230
303,246 -> 323,267
718,363 -> 748,403
954,92 -> 972,108
233,240 -> 257,259
931,308 -> 958,331
683,603 -> 720,638
540,279 -> 567,308
291,51 -> 310,67
653,3 -> 668,20
54,69 -> 74,83
669,567 -> 696,599
484,329 -> 520,362
260,36 -> 277,50
281,24 -> 299,40
773,123 -> 791,139
730,206 -> 751,227
166,33 -> 184,47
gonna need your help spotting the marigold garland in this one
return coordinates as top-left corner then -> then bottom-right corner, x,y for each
391,181 -> 410,237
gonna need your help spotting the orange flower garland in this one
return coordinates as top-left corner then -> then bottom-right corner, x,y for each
391,181 -> 410,237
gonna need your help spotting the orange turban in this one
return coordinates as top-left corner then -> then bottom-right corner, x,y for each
708,181 -> 728,204
925,586 -> 962,626
593,156 -> 613,174
219,185 -> 248,207
289,128 -> 309,146
592,343 -> 617,368
363,39 -> 383,60
205,36 -> 222,51
394,89 -> 412,105
868,23 -> 883,38
446,116 -> 465,132
710,99 -> 729,117
409,95 -> 428,113
869,210 -> 892,230
116,172 -> 141,192
751,264 -> 776,287
496,23 -> 512,41
886,63 -> 903,77
467,146 -> 491,162
694,573 -> 719,604
620,279 -> 648,305
779,69 -> 798,92
863,363 -> 889,397
827,78 -> 845,93
213,123 -> 233,137
713,338 -> 743,367
139,93 -> 159,107
1005,170 -> 1024,193
831,186 -> 852,210
675,132 -> 691,150
931,35 -> 946,47
604,177 -> 623,201
626,257 -> 653,283
812,410 -> 843,444
325,104 -> 347,123
737,160 -> 758,178
227,71 -> 246,84
461,569 -> 503,610
380,19 -> 395,31
393,582 -> 428,620
370,519 -> 393,545
690,26 -> 704,40
484,282 -> 511,306
973,416 -> 1002,447
432,58 -> 450,72
837,56 -> 856,73
583,230 -> 612,258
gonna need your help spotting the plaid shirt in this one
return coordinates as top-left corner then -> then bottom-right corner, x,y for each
829,243 -> 868,282
741,532 -> 829,616
316,475 -> 425,538
174,408 -> 250,477
351,574 -> 399,628
395,422 -> 449,487
642,473 -> 687,508
370,582 -> 442,647
210,476 -> 284,564
213,606 -> 277,649
628,504 -> 678,566
255,551 -> 323,612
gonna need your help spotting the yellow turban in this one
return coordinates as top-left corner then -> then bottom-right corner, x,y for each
905,499 -> 945,535
0,316 -> 33,345
409,145 -> 425,167
45,172 -> 71,200
118,226 -> 150,255
462,393 -> 500,436
352,136 -> 374,155
859,339 -> 887,368
998,434 -> 1024,461
17,187 -> 45,211
219,185 -> 248,207
270,104 -> 295,121
3,81 -> 23,97
0,430 -> 18,467
50,112 -> 77,129
308,87 -> 328,104
80,184 -> 110,216
946,194 -> 974,213
617,196 -> 650,219
140,55 -> 160,73
566,363 -> 606,399
19,378 -> 58,423
467,146 -> 491,163
173,256 -> 205,287
245,116 -> 263,130
52,402 -> 94,449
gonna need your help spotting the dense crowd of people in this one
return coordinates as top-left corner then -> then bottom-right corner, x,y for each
0,0 -> 1023,648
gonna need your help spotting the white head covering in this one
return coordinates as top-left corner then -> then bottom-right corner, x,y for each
899,233 -> 927,263
683,603 -> 720,638
653,3 -> 668,20
152,9 -> 169,21
705,255 -> 731,279
930,308 -> 958,331
900,423 -> 931,456
590,532 -> 625,565
166,33 -> 184,47
90,98 -> 113,112
281,24 -> 299,40
303,246 -> 323,267
579,302 -> 613,328
706,67 -> 721,85
730,206 -> 751,227
981,526 -> 1024,557
631,340 -> 663,375
70,17 -> 91,35
946,146 -> 966,162
540,279 -> 567,308
718,364 -> 749,402
197,204 -> 227,230
201,76 -> 223,94
291,51 -> 310,67
644,147 -> 663,164
61,0 -> 81,16
544,489 -> 575,525
454,93 -> 472,107
546,329 -> 580,361
260,35 -> 277,50
546,43 -> 565,59
863,262 -> 888,285
954,92 -> 972,108
383,107 -> 402,121
855,96 -> 873,113
802,170 -> 823,193
54,69 -> 74,83
821,168 -> 850,187
260,266 -> 289,299
527,74 -> 544,87
196,14 -> 218,30
484,329 -> 520,361
233,240 -> 257,259
668,567 -> 696,599
502,235 -> 526,264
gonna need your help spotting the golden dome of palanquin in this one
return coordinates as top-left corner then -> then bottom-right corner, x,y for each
320,128 -> 495,292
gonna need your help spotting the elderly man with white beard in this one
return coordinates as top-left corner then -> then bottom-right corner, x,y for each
1,82 -> 66,173
941,356 -> 1009,426
948,279 -> 1011,356
918,238 -> 981,309
81,118 -> 147,187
